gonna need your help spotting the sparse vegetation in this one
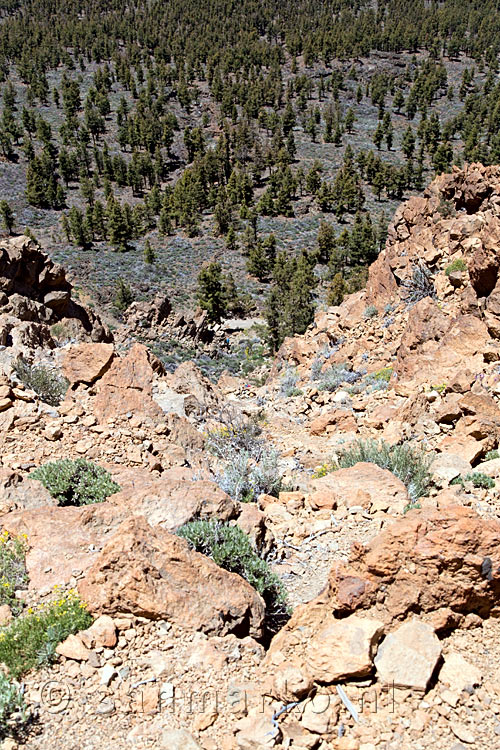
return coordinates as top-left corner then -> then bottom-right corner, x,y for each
401,263 -> 436,305
30,459 -> 120,506
0,672 -> 30,738
178,520 -> 289,634
0,531 -> 27,616
13,359 -> 68,406
451,472 -> 495,489
445,258 -> 467,275
0,590 -> 92,679
335,438 -> 433,503
280,367 -> 301,398
363,304 -> 378,319
216,446 -> 282,503
484,450 -> 500,461
205,407 -> 264,460
313,362 -> 363,392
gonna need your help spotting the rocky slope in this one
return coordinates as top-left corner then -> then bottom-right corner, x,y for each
2,165 -> 500,750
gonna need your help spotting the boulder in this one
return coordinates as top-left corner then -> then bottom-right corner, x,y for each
310,462 -> 408,513
93,343 -> 163,421
374,620 -> 441,691
63,343 -> 115,385
430,453 -> 471,484
308,409 -> 357,435
439,652 -> 482,692
78,516 -> 265,638
0,468 -> 56,515
160,729 -> 202,750
305,614 -> 384,682
107,477 -> 237,531
325,506 -> 500,621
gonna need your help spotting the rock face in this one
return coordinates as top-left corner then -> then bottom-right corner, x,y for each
78,516 -> 265,638
0,235 -> 111,346
62,343 -> 115,385
325,506 -> 500,623
374,620 -> 442,691
310,462 -> 408,513
93,343 -> 163,421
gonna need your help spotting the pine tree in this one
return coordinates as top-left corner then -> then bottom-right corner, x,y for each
0,200 -> 14,234
114,279 -> 134,311
327,272 -> 347,306
316,221 -> 336,264
197,261 -> 227,323
143,239 -> 156,264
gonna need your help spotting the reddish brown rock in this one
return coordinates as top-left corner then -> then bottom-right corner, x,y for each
308,409 -> 357,436
107,478 -> 237,531
326,505 -> 500,621
310,462 -> 408,513
78,516 -> 265,637
93,343 -> 163,422
63,343 -> 115,385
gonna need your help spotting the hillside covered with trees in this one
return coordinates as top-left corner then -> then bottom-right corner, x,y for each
0,0 -> 500,364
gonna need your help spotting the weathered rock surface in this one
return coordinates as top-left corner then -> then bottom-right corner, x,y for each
78,516 -> 265,637
374,620 -> 442,691
310,462 -> 408,513
93,343 -> 163,421
62,343 -> 115,385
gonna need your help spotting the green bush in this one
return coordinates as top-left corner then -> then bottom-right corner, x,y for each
0,672 -> 30,738
178,520 -> 289,636
336,438 -> 433,503
0,590 -> 92,678
363,304 -> 378,319
0,531 -> 27,616
205,407 -> 264,460
445,258 -> 467,276
484,450 -> 500,461
13,359 -> 68,406
30,459 -> 120,506
451,472 -> 495,489
216,447 -> 282,502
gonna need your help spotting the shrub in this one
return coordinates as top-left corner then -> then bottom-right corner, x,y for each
0,672 -> 30,738
13,359 -> 68,406
363,304 -> 378,319
314,362 -> 363,392
0,590 -> 92,678
216,446 -> 282,502
178,520 -> 289,635
206,407 -> 264,460
336,438 -> 433,503
445,258 -> 467,276
451,472 -> 495,489
30,459 -> 120,506
484,450 -> 500,461
279,367 -> 300,398
0,531 -> 27,616
312,462 -> 334,478
401,263 -> 436,305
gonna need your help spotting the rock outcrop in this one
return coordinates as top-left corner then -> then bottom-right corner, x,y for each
78,516 -> 265,637
0,235 -> 111,351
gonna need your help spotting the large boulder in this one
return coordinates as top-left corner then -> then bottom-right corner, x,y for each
62,343 -> 115,385
93,343 -> 163,421
78,516 -> 265,638
325,505 -> 500,622
310,462 -> 408,513
107,477 -> 237,531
